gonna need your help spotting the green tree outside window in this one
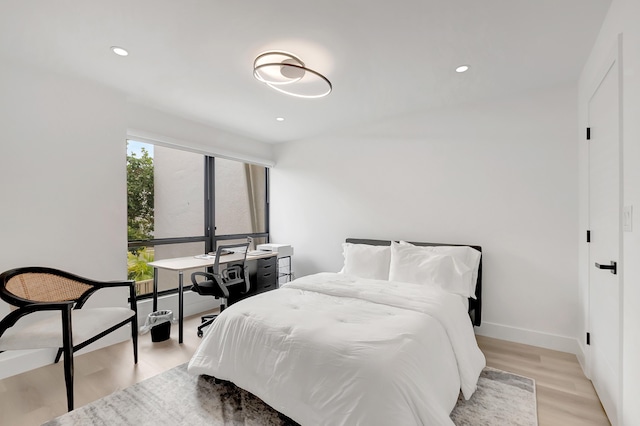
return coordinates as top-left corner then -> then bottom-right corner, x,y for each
127,146 -> 154,241
127,145 -> 155,282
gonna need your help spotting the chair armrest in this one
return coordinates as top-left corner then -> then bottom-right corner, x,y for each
191,272 -> 229,298
76,280 -> 137,310
88,280 -> 136,288
0,300 -> 73,337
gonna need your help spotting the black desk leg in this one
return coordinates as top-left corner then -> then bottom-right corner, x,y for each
153,267 -> 158,312
178,270 -> 183,344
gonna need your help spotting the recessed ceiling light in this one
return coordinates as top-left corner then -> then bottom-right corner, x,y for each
455,65 -> 470,73
276,117 -> 285,122
111,46 -> 129,57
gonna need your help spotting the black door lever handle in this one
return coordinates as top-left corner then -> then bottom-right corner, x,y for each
595,261 -> 617,275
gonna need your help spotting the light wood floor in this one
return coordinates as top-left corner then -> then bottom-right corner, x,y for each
0,315 -> 610,426
477,335 -> 610,426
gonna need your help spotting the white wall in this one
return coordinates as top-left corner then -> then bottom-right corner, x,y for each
270,85 -> 580,353
0,63 -> 127,279
126,104 -> 274,167
0,59 -> 129,377
578,0 -> 640,424
0,58 -> 274,378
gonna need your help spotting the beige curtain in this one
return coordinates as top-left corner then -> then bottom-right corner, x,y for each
244,164 -> 266,233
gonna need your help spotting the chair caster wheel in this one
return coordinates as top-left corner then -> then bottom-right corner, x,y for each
197,330 -> 203,338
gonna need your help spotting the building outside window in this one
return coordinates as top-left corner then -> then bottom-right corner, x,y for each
126,140 -> 269,297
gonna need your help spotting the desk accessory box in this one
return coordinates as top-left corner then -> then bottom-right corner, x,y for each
256,243 -> 293,258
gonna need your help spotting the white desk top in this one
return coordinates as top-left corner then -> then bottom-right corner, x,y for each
148,251 -> 276,271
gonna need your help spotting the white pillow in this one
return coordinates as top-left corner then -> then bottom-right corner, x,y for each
390,241 -> 477,298
341,243 -> 391,280
398,241 -> 481,298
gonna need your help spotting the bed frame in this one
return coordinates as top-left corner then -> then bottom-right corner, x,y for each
346,238 -> 482,327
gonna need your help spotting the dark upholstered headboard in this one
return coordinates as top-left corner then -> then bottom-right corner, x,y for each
345,238 -> 482,327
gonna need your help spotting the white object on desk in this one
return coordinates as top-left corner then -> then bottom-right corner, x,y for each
194,254 -> 215,260
256,243 -> 293,258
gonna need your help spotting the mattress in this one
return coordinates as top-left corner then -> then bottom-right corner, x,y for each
188,272 -> 486,425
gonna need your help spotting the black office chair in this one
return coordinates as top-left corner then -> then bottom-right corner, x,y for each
191,243 -> 250,337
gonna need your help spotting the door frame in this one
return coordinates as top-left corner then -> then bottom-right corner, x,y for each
585,33 -> 624,425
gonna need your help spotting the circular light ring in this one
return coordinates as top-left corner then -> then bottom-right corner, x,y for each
254,51 -> 305,85
253,62 -> 307,86
261,68 -> 332,98
455,65 -> 470,73
253,51 -> 332,98
254,51 -> 304,67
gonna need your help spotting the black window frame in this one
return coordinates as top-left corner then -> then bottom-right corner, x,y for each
127,151 -> 270,301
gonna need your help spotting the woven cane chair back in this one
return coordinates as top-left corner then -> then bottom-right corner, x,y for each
5,272 -> 91,305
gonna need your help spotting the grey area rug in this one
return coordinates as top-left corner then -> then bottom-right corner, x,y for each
44,364 -> 537,426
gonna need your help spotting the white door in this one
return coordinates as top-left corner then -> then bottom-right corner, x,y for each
588,45 -> 621,425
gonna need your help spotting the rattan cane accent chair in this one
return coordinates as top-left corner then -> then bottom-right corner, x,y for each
0,267 -> 138,412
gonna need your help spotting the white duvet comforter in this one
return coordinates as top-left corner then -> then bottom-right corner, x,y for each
188,273 -> 486,425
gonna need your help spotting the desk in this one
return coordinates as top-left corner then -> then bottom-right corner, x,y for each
148,251 -> 277,343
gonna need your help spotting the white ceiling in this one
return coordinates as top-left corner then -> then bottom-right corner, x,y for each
0,0 -> 611,143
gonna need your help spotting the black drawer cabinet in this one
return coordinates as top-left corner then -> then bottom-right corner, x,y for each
254,256 -> 277,293
228,255 -> 277,305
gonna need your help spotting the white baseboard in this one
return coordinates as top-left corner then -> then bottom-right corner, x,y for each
0,328 -> 130,380
0,290 -> 217,380
475,321 -> 581,355
576,340 -> 589,378
0,348 -> 59,380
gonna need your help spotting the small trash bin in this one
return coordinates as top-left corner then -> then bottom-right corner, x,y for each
150,321 -> 171,342
140,310 -> 173,342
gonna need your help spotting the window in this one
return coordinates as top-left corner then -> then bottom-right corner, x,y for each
154,146 -> 204,239
214,157 -> 269,250
215,158 -> 267,235
126,140 -> 269,297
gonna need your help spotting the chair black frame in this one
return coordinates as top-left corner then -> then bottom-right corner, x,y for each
191,243 -> 250,337
0,266 -> 138,412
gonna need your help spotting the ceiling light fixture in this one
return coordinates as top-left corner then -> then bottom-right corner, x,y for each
276,117 -> 285,122
455,65 -> 469,73
111,46 -> 129,56
253,51 -> 332,99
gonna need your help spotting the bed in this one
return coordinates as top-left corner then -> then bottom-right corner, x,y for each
188,239 -> 486,425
